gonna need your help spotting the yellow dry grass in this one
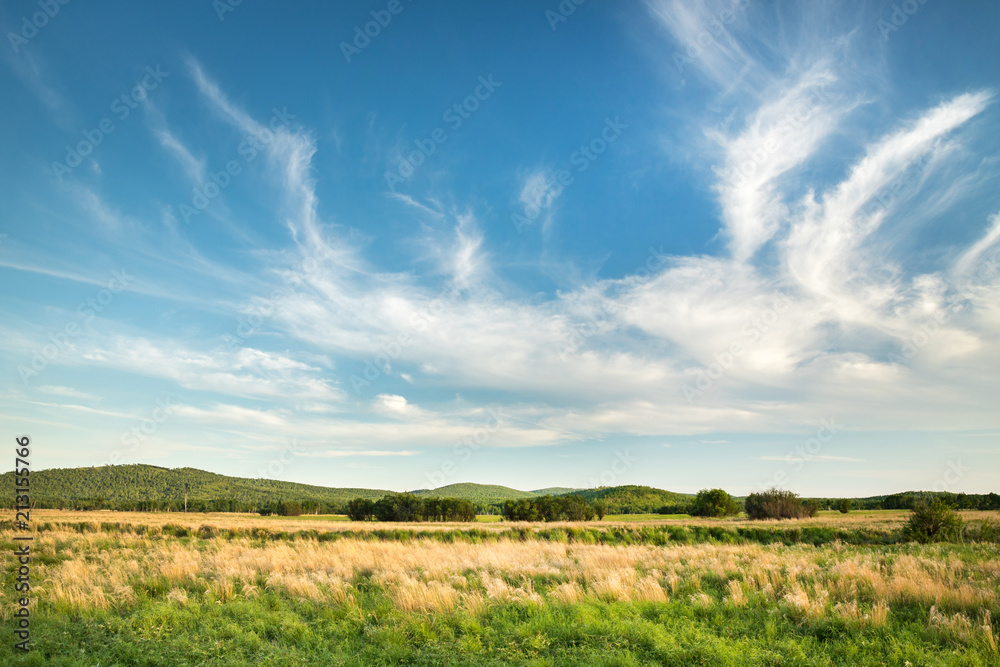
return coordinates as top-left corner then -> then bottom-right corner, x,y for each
7,507 -> 997,535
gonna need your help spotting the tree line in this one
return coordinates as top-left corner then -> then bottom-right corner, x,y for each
346,494 -> 477,522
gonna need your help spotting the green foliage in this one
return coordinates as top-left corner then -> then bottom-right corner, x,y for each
592,500 -> 607,520
902,498 -> 964,543
838,490 -> 1000,510
345,494 -> 477,522
346,498 -> 376,521
500,494 -> 595,521
0,464 -> 388,513
837,498 -> 852,513
413,482 -> 537,504
275,501 -> 302,517
745,488 -> 817,520
0,465 -> 703,516
566,485 -> 692,514
690,488 -> 741,517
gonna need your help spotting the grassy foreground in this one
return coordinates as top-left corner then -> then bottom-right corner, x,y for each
2,514 -> 999,665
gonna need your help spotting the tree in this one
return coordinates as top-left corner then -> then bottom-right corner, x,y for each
346,498 -> 376,521
902,498 -> 964,543
593,501 -> 607,520
837,498 -> 852,514
374,493 -> 423,522
745,488 -> 815,520
275,501 -> 302,516
690,489 -> 741,517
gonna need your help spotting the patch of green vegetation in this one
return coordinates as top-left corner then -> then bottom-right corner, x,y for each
413,483 -> 539,504
4,569 -> 998,666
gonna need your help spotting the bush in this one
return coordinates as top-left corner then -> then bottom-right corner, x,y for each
745,488 -> 815,520
690,488 -> 741,517
902,498 -> 964,543
196,524 -> 218,539
837,498 -> 852,514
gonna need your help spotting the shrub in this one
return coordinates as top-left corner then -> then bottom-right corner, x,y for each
902,498 -> 964,543
593,501 -> 607,520
837,498 -> 852,514
691,488 -> 741,517
196,524 -> 218,539
745,488 -> 815,520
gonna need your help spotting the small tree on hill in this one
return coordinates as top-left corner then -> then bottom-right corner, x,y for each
593,501 -> 607,520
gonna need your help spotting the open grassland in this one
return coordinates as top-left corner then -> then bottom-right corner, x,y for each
2,514 -> 999,665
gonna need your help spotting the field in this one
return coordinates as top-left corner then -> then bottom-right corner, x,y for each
3,510 -> 999,665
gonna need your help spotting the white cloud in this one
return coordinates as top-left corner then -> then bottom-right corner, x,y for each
37,385 -> 100,400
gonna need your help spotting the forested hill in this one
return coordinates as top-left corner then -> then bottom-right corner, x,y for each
1,465 -> 698,514
411,483 -> 538,505
566,485 -> 694,513
0,464 -> 390,512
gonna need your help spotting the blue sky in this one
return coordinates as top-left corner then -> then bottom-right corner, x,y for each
2,0 -> 999,496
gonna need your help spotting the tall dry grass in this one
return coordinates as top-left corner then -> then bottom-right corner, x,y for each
3,523 -> 997,651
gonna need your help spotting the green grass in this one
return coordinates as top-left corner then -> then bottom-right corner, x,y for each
2,519 -> 998,666
4,571 -> 998,666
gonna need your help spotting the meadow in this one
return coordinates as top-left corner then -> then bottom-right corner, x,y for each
2,510 -> 999,665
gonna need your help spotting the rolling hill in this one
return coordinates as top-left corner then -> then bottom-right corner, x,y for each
411,482 -> 538,504
1,464 -> 696,513
0,464 -> 391,511
566,485 -> 694,513
531,487 -> 583,496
